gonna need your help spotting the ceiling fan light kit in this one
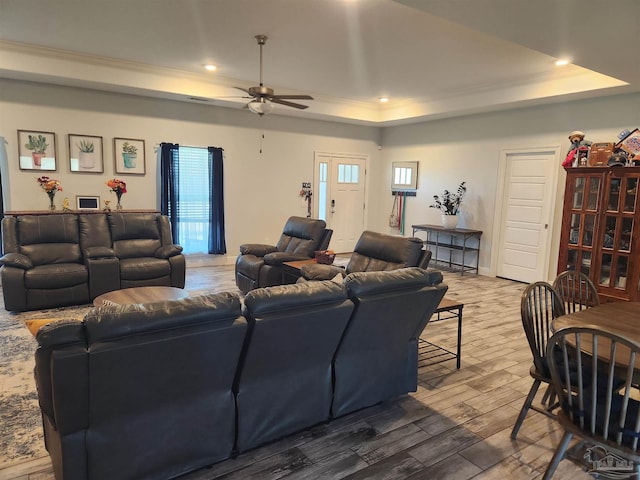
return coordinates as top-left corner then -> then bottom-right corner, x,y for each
235,34 -> 314,115
248,98 -> 274,115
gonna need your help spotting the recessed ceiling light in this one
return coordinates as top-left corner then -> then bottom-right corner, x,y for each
379,97 -> 389,103
555,59 -> 570,66
203,64 -> 217,71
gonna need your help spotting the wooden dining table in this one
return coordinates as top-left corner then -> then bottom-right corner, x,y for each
552,302 -> 640,342
552,302 -> 640,368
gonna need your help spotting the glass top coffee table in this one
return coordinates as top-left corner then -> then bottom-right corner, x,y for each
93,286 -> 189,307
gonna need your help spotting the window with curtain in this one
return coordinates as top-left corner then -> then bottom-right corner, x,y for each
160,143 -> 226,254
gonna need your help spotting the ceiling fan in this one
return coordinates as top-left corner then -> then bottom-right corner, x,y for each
235,35 -> 313,115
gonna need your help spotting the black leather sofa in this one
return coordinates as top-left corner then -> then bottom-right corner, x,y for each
299,230 -> 431,281
33,267 -> 447,480
0,212 -> 185,311
235,216 -> 332,294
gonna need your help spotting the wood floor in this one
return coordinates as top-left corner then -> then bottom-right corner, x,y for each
1,264 -> 593,480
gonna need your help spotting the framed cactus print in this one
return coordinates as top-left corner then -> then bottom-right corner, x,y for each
18,130 -> 57,171
69,134 -> 104,173
114,137 -> 145,175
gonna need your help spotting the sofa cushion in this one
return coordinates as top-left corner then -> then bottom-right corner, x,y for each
119,257 -> 171,281
275,217 -> 326,256
17,214 -> 79,245
21,243 -> 82,266
25,263 -> 88,289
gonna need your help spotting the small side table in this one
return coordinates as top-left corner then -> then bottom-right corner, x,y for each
418,297 -> 464,369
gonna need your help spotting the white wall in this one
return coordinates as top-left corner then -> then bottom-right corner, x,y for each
0,79 -> 382,259
378,92 -> 640,278
2,78 -> 639,277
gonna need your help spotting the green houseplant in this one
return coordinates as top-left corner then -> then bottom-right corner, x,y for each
24,134 -> 49,167
430,181 -> 466,228
121,142 -> 138,168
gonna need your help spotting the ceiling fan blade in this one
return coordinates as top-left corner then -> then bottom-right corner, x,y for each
270,94 -> 314,100
234,86 -> 254,96
270,98 -> 310,110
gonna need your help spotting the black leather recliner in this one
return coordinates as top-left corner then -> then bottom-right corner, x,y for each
299,230 -> 431,282
0,214 -> 90,311
235,280 -> 354,452
235,216 -> 332,294
34,293 -> 246,480
331,267 -> 447,417
108,213 -> 185,289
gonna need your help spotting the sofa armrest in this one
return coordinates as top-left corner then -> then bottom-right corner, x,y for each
263,251 -> 312,266
155,244 -> 184,259
0,252 -> 33,269
300,263 -> 345,281
84,246 -> 115,259
239,244 -> 278,257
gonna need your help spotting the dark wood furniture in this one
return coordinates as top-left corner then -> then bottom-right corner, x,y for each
552,301 -> 640,344
411,224 -> 482,275
93,286 -> 189,307
281,259 -> 318,284
558,166 -> 640,302
418,297 -> 464,369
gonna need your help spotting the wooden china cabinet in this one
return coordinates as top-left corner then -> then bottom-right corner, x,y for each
558,166 -> 640,302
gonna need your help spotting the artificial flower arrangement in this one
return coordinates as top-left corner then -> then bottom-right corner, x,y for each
429,181 -> 466,215
36,176 -> 63,193
106,178 -> 127,194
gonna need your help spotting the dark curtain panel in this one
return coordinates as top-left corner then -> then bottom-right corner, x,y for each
159,143 -> 180,243
208,146 -> 226,254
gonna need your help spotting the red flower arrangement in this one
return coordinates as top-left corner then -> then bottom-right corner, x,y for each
106,178 -> 127,194
36,176 -> 63,193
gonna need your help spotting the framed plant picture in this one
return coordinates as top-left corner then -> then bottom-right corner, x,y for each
114,138 -> 145,175
68,134 -> 104,173
18,130 -> 57,171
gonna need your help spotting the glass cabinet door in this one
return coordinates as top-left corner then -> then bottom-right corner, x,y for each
594,173 -> 638,293
561,174 -> 601,273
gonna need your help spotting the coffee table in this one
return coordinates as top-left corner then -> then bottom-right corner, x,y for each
93,286 -> 189,307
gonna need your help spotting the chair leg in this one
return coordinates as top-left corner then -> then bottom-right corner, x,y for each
511,378 -> 541,440
542,430 -> 572,480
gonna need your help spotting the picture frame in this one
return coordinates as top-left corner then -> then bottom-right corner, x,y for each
68,134 -> 104,173
76,195 -> 100,210
114,138 -> 145,175
18,130 -> 57,171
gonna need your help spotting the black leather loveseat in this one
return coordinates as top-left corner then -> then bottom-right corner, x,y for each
0,212 -> 185,311
33,267 -> 447,480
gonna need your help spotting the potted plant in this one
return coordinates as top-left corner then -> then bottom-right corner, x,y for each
77,140 -> 95,169
430,181 -> 466,228
24,134 -> 49,167
122,142 -> 138,168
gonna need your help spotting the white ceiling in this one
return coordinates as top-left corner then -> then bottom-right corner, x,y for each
0,0 -> 636,126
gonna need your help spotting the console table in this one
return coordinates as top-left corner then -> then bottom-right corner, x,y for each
412,224 -> 482,275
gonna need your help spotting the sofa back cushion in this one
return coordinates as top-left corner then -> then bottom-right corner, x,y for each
347,231 -> 423,273
108,213 -> 162,259
79,214 -> 112,250
275,216 -> 327,256
16,215 -> 81,265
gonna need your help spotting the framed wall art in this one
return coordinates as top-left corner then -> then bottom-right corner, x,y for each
68,134 -> 104,173
114,138 -> 145,175
18,130 -> 57,171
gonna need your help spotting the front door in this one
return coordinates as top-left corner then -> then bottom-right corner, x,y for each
314,153 -> 367,253
494,148 -> 560,283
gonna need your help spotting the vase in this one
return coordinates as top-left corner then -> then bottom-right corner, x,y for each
122,153 -> 137,169
32,152 -> 45,168
47,191 -> 56,211
78,151 -> 95,169
442,214 -> 458,229
116,192 -> 123,211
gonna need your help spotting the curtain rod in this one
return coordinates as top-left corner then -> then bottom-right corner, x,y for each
155,143 -> 223,150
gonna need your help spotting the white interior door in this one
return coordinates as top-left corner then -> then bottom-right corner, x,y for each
314,153 -> 367,253
494,148 -> 559,283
